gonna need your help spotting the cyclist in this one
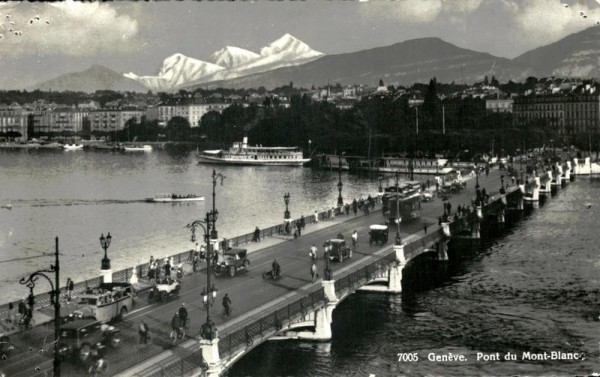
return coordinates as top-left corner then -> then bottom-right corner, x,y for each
178,303 -> 189,329
351,230 -> 358,249
272,259 -> 281,279
171,312 -> 182,338
222,293 -> 232,317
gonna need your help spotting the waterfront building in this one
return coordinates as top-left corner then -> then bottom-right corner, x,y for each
513,83 -> 599,140
157,103 -> 229,127
486,98 -> 514,113
0,104 -> 29,140
89,106 -> 145,133
38,107 -> 89,135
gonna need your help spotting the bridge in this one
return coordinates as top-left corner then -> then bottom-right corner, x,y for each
0,160 -> 574,377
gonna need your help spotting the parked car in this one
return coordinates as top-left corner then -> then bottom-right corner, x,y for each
213,248 -> 250,277
368,225 -> 389,246
325,239 -> 353,263
148,278 -> 181,302
58,319 -> 120,363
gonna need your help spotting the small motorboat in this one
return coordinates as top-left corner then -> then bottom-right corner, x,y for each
124,145 -> 152,152
63,143 -> 84,150
145,194 -> 205,203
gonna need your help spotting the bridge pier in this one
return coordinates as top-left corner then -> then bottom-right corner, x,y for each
539,170 -> 551,196
322,280 -> 339,323
199,338 -> 222,377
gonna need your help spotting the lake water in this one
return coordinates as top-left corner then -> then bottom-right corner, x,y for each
0,147 -> 382,304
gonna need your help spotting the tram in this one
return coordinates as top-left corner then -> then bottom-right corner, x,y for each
382,182 -> 421,222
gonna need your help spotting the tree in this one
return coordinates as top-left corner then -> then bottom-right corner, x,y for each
166,116 -> 191,141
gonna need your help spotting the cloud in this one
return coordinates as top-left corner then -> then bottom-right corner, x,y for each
359,0 -> 444,23
0,1 -> 138,57
441,0 -> 484,14
505,0 -> 600,45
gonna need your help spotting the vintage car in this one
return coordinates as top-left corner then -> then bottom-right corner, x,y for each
325,239 -> 353,263
75,282 -> 134,323
368,225 -> 389,246
0,334 -> 13,360
148,277 -> 181,302
213,248 -> 250,277
57,319 -> 120,363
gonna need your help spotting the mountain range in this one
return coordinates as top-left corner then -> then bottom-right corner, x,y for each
31,28 -> 600,92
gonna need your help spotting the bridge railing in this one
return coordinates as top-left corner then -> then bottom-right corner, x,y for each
217,288 -> 326,359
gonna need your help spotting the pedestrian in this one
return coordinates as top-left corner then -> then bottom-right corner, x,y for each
300,215 -> 305,229
138,320 -> 149,345
164,259 -> 171,279
331,207 -> 336,219
253,226 -> 261,242
296,222 -> 302,236
314,210 -> 319,223
351,230 -> 358,249
7,302 -> 15,327
67,278 -> 74,301
423,222 -> 428,234
192,252 -> 199,273
435,181 -> 439,192
310,262 -> 318,283
310,244 -> 318,261
345,203 -> 350,216
352,199 -> 358,216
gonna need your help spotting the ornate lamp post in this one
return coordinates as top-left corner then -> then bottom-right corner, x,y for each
394,171 -> 402,245
20,237 -> 61,377
99,232 -> 112,270
187,211 -> 219,340
283,193 -> 291,220
475,167 -> 480,189
337,153 -> 343,207
210,170 -> 225,241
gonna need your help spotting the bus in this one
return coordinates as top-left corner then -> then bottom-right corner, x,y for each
74,282 -> 135,323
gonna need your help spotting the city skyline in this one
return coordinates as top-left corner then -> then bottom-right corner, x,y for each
0,0 -> 599,90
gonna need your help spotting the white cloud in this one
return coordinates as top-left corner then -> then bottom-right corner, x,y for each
505,0 -> 599,45
441,0 -> 483,14
0,1 -> 138,57
360,0 -> 443,23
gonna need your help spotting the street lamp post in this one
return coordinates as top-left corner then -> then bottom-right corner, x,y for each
187,211 -> 218,340
475,167 -> 480,189
394,171 -> 402,245
337,153 -> 343,207
19,237 -> 61,377
210,170 -> 225,241
284,193 -> 290,220
99,232 -> 112,270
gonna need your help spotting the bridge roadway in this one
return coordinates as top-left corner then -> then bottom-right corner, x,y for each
1,168 -> 506,377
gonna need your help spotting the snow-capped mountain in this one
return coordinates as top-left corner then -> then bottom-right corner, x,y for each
124,53 -> 225,92
124,34 -> 323,91
208,46 -> 260,69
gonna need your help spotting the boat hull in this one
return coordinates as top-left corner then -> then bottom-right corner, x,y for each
145,197 -> 205,203
197,154 -> 310,166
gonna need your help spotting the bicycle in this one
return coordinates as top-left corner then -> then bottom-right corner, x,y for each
169,327 -> 185,344
222,306 -> 232,318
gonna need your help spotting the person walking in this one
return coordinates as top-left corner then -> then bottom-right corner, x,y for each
351,230 -> 358,249
300,215 -> 305,229
192,252 -> 199,273
138,320 -> 149,345
314,210 -> 319,223
164,260 -> 171,279
352,199 -> 358,216
309,244 -> 318,261
222,294 -> 232,317
423,222 -> 428,234
311,262 -> 318,283
253,226 -> 261,242
67,278 -> 74,302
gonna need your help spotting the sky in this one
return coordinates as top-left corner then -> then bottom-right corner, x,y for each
0,0 -> 599,89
